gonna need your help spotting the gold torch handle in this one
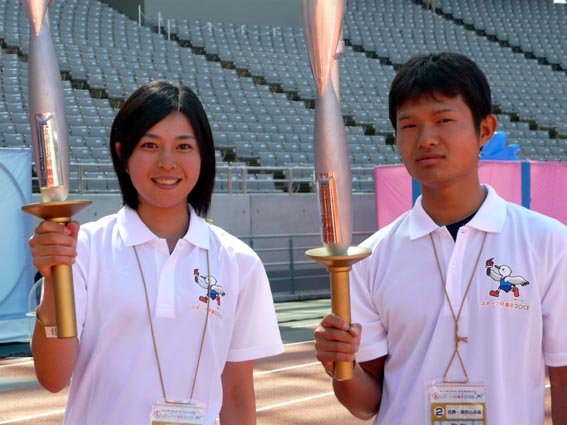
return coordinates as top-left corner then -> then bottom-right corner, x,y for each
49,215 -> 77,339
306,246 -> 372,381
330,265 -> 353,380
22,201 -> 92,339
52,263 -> 77,338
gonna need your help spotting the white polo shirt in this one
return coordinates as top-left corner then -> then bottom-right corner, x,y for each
351,185 -> 567,425
64,206 -> 283,425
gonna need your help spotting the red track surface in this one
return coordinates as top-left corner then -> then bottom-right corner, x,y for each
0,300 -> 553,424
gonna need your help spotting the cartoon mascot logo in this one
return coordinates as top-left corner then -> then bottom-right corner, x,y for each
485,258 -> 529,298
194,268 -> 225,306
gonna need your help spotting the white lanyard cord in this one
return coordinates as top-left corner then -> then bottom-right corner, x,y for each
133,245 -> 212,403
429,231 -> 488,384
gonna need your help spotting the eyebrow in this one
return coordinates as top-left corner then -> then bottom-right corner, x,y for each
143,133 -> 196,140
398,107 -> 456,122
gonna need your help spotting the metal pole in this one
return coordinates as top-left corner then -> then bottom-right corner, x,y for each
288,238 -> 295,294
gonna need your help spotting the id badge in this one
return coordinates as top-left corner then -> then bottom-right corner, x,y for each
427,381 -> 486,425
149,400 -> 205,425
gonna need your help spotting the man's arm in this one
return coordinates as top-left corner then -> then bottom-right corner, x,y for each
219,360 -> 256,425
314,314 -> 385,420
332,356 -> 386,420
549,366 -> 567,424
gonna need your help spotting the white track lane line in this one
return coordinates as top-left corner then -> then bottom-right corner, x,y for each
256,392 -> 335,412
282,340 -> 314,347
0,360 -> 33,369
0,410 -> 65,424
291,322 -> 319,328
254,361 -> 320,376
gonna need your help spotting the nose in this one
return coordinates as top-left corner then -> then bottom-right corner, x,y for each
157,149 -> 176,169
416,125 -> 439,148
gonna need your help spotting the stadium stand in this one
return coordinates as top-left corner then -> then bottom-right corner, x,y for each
0,0 -> 566,194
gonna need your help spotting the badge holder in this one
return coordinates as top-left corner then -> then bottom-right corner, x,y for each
427,380 -> 487,425
427,233 -> 490,424
150,400 -> 206,425
136,243 -> 213,425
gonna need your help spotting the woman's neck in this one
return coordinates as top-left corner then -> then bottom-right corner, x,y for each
137,204 -> 190,253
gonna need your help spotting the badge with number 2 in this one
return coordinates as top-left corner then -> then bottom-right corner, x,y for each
149,401 -> 205,425
427,382 -> 486,425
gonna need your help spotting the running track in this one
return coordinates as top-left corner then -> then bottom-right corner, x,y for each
0,299 -> 552,424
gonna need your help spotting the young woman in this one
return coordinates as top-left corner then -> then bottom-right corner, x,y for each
29,81 -> 283,425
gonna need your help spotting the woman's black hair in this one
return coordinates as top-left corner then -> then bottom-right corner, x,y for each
110,81 -> 215,217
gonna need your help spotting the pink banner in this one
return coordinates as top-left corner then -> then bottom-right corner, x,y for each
374,161 -> 567,229
374,165 -> 412,228
530,161 -> 567,224
478,160 -> 522,205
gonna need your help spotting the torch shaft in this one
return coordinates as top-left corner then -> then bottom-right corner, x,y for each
52,263 -> 77,338
329,264 -> 353,380
48,216 -> 77,338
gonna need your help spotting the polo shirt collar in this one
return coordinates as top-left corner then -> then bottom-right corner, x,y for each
408,184 -> 506,240
117,206 -> 210,250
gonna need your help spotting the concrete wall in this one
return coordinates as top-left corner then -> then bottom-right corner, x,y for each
143,0 -> 303,27
29,192 -> 377,297
100,0 -> 142,21
37,192 -> 377,239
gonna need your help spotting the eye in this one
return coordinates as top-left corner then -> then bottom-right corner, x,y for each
399,123 -> 415,130
140,141 -> 157,149
437,114 -> 457,124
178,143 -> 194,150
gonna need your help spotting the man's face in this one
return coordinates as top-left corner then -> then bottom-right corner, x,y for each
395,93 -> 496,192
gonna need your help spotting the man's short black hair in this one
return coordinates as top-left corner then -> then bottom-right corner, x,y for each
389,52 -> 492,131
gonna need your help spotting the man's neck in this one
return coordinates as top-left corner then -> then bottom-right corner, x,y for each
421,184 -> 487,226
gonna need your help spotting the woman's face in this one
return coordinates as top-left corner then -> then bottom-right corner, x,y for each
122,111 -> 201,219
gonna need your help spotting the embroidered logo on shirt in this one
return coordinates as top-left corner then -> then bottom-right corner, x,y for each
194,268 -> 225,306
484,257 -> 530,298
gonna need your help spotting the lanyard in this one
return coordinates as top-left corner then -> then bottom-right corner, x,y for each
429,231 -> 487,383
133,245 -> 212,403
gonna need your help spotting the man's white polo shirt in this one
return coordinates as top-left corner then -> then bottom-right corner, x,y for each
351,185 -> 567,425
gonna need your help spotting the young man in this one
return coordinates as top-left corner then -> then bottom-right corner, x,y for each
314,52 -> 567,424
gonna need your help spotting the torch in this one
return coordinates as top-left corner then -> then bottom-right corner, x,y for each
21,0 -> 91,338
302,0 -> 371,380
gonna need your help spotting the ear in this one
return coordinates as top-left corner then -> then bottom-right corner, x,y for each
115,141 -> 128,173
479,114 -> 498,148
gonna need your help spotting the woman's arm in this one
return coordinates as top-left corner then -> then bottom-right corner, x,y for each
219,360 -> 256,425
29,221 -> 81,392
32,277 -> 79,392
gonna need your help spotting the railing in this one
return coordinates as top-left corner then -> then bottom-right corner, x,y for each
239,231 -> 374,296
30,161 -> 376,298
32,162 -> 377,194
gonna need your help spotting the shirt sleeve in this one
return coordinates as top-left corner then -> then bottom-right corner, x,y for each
542,226 -> 567,367
350,252 -> 389,363
226,256 -> 284,362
